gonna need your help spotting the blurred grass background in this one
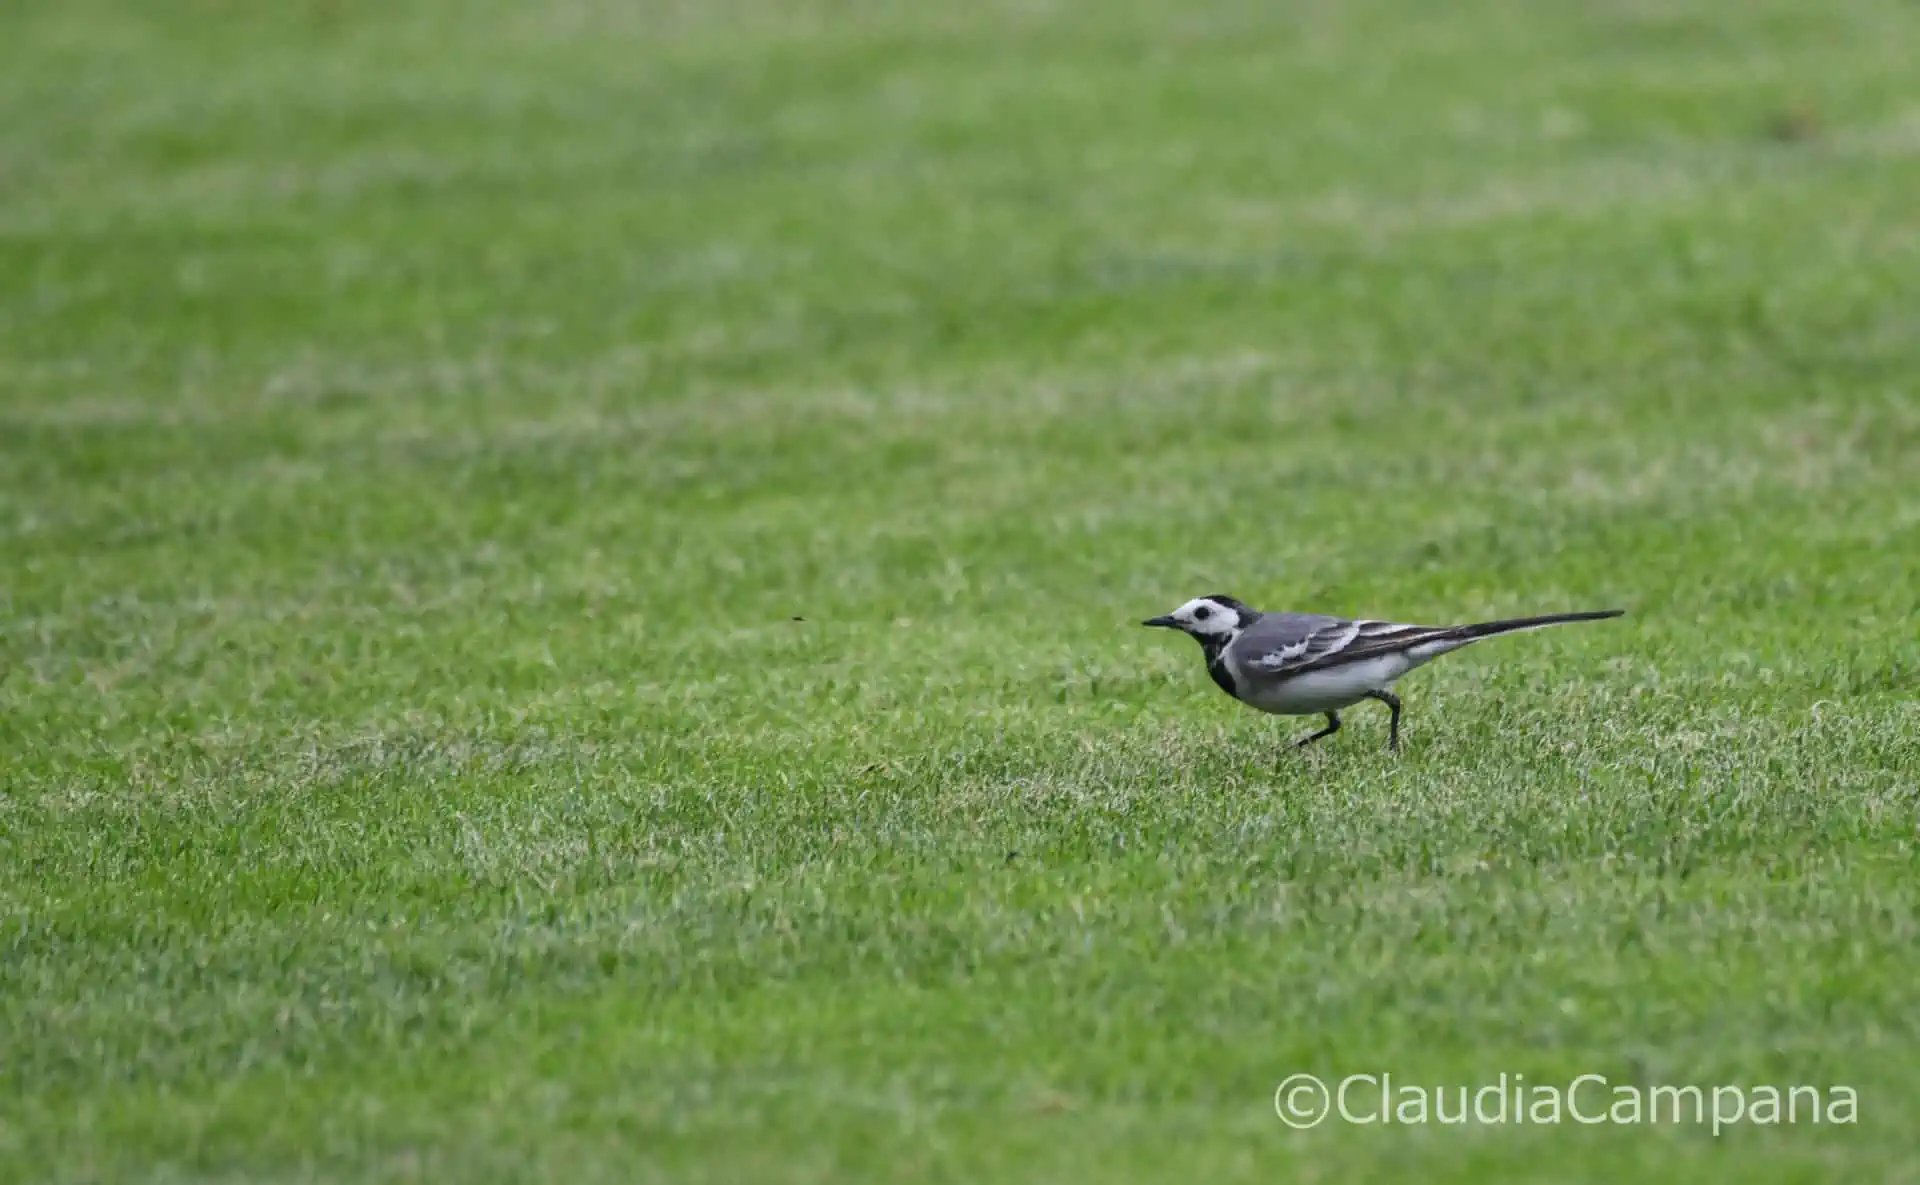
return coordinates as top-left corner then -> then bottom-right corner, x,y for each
3,1 -> 1919,1181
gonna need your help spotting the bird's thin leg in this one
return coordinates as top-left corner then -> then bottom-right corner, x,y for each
1365,691 -> 1402,751
1295,712 -> 1341,749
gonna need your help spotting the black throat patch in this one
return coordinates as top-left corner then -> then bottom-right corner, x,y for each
1200,633 -> 1239,699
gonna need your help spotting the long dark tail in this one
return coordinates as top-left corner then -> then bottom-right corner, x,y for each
1451,609 -> 1625,641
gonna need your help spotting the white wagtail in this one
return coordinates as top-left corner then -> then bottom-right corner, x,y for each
1143,596 -> 1623,750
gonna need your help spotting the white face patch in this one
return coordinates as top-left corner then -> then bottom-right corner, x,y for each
1172,597 -> 1240,638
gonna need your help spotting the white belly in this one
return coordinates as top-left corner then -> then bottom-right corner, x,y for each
1232,653 -> 1415,715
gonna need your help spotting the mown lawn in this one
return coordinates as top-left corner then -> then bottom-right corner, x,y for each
3,0 -> 1918,1181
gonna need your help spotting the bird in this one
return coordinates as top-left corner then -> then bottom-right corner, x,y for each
1141,595 -> 1623,751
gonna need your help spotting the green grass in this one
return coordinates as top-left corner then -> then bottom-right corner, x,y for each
4,0 -> 1920,1180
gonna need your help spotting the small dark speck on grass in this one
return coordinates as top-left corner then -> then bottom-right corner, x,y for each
1763,106 -> 1822,144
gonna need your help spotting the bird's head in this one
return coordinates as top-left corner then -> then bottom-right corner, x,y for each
1142,595 -> 1255,641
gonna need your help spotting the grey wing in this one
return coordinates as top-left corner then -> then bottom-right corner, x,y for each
1236,614 -> 1457,677
1233,613 -> 1360,676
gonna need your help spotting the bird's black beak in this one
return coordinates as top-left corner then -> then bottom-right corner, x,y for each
1142,615 -> 1178,629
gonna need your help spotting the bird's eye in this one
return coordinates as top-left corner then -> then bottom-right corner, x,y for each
1193,606 -> 1212,621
